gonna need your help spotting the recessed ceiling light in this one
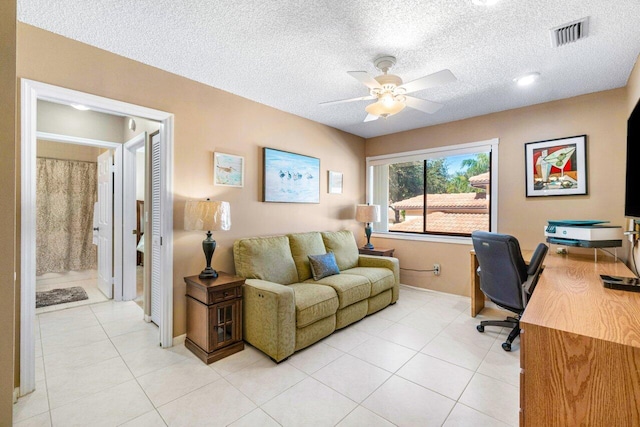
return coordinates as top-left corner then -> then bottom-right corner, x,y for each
472,0 -> 499,6
514,72 -> 540,86
70,103 -> 90,111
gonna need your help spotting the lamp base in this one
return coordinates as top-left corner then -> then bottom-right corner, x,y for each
199,267 -> 219,280
364,223 -> 374,250
200,232 -> 218,280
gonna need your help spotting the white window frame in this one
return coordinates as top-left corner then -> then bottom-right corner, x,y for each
366,138 -> 499,245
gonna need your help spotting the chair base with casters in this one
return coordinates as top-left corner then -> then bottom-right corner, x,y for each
476,315 -> 521,351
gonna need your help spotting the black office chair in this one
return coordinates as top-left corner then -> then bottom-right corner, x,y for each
471,231 -> 548,351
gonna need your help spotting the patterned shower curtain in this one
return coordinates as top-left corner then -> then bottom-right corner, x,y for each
36,158 -> 98,275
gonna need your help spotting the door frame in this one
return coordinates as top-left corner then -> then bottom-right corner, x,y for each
20,79 -> 175,396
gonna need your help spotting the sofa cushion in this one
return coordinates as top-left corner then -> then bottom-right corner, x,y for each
308,252 -> 340,281
233,236 -> 299,285
321,230 -> 359,271
342,267 -> 395,296
305,273 -> 370,309
288,232 -> 326,282
288,283 -> 339,328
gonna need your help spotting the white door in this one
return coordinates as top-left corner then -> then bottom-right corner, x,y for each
97,150 -> 113,298
122,133 -> 146,301
150,132 -> 162,326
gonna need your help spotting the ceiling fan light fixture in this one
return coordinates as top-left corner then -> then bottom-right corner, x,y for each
515,72 -> 540,86
366,98 -> 406,118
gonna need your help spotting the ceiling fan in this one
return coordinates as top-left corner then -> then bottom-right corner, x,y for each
320,55 -> 456,122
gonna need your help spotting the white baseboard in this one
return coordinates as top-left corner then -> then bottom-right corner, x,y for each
172,334 -> 186,346
13,387 -> 19,403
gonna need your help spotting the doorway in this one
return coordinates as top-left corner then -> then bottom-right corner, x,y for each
35,138 -> 112,314
20,79 -> 175,396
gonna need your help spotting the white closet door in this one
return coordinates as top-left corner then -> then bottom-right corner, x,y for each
97,150 -> 113,298
150,133 -> 162,326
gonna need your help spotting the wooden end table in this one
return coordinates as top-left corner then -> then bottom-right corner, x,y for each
358,247 -> 395,257
184,272 -> 244,364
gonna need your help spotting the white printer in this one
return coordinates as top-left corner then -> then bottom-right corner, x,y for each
544,220 -> 622,248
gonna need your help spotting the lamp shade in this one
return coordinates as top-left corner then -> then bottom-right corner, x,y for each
184,200 -> 231,231
355,204 -> 380,223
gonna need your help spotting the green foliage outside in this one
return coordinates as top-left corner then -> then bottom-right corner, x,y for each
446,153 -> 490,194
388,153 -> 490,205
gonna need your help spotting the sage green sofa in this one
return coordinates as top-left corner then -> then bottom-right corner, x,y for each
233,230 -> 399,362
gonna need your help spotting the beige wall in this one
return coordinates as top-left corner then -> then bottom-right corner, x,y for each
16,24 -> 366,343
367,89 -> 628,296
1,3 -> 16,426
628,55 -> 640,114
37,140 -> 101,162
122,115 -> 161,142
37,100 -> 125,142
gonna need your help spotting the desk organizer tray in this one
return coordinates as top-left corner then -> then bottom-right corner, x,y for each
600,275 -> 640,292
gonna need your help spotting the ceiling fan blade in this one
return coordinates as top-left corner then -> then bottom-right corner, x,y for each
398,69 -> 456,94
364,113 -> 379,122
347,71 -> 382,89
404,96 -> 444,114
319,95 -> 376,106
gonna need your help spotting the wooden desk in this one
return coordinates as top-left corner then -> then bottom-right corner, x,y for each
519,253 -> 640,426
469,249 -> 533,317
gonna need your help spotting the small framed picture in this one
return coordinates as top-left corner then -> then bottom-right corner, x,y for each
214,152 -> 244,188
524,135 -> 587,197
328,171 -> 343,194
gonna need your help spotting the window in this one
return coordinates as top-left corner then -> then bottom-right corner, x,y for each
367,139 -> 498,239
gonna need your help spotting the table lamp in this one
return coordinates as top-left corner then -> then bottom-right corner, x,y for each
184,199 -> 231,279
355,204 -> 380,249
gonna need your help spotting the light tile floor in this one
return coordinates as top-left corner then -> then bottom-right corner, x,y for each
14,285 -> 520,426
36,270 -> 108,314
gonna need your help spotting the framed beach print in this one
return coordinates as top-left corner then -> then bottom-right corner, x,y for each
328,171 -> 343,194
263,147 -> 320,203
525,135 -> 587,197
214,152 -> 244,187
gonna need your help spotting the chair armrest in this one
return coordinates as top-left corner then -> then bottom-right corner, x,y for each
358,255 -> 400,285
527,244 -> 548,276
523,243 -> 549,297
242,279 -> 296,362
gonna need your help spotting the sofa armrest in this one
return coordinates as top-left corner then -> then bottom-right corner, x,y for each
358,255 -> 400,303
242,279 -> 296,362
358,255 -> 400,285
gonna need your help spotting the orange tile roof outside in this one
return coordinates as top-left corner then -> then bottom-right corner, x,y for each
389,212 -> 489,234
391,193 -> 488,210
469,172 -> 490,187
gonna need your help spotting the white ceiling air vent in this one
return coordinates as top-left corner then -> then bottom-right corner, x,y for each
550,17 -> 589,48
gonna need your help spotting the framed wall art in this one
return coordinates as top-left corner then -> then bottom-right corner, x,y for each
328,171 -> 343,194
214,152 -> 244,187
263,147 -> 320,203
525,135 -> 587,197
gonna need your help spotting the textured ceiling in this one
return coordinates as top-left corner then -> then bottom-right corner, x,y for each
18,1 -> 640,139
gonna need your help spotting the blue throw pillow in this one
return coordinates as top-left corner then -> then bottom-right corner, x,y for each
308,252 -> 340,281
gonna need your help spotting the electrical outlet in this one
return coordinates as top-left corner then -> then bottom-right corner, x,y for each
556,247 -> 567,255
433,263 -> 441,276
